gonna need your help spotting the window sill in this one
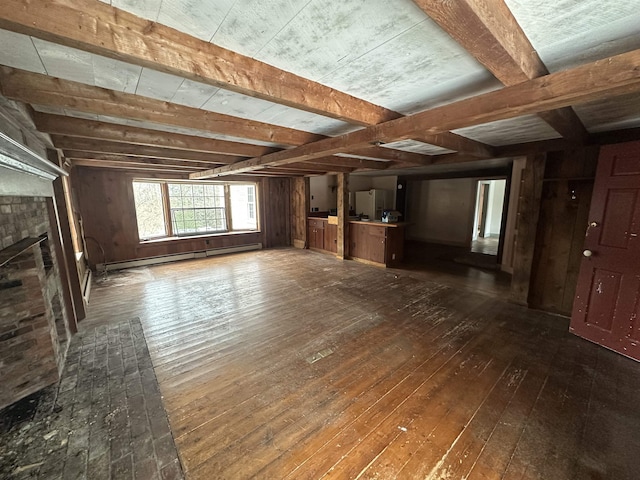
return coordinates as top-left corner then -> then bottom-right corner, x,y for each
139,230 -> 261,245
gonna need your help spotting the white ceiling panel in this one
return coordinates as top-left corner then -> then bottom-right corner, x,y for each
32,104 -> 99,121
157,0 -> 236,42
32,38 -> 95,85
170,80 -> 220,109
252,104 -> 359,136
505,0 -> 640,52
111,0 -> 162,22
0,30 -> 46,74
32,105 -> 67,115
254,0 -> 428,82
574,93 -> 640,133
453,115 -> 562,146
202,89 -> 278,119
135,68 -> 185,102
538,16 -> 640,72
210,0 -> 309,57
316,18 -> 499,112
92,56 -> 142,94
64,110 -> 100,121
382,140 -> 454,156
116,117 -> 288,148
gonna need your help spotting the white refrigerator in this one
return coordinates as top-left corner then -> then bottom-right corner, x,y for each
354,189 -> 391,220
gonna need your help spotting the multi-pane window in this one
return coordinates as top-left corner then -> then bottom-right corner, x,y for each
132,182 -> 167,239
230,184 -> 257,231
132,180 -> 258,240
168,183 -> 227,235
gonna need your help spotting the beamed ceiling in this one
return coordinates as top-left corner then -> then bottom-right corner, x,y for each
0,0 -> 639,178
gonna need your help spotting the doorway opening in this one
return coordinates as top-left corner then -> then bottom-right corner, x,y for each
472,179 -> 506,256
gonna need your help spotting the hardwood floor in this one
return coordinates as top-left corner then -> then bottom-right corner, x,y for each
83,248 -> 640,479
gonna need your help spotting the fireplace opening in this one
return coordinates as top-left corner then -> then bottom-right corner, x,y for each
51,293 -> 68,363
38,233 -> 53,274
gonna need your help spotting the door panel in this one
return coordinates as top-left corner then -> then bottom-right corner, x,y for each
584,269 -> 620,332
600,189 -> 637,248
570,141 -> 640,361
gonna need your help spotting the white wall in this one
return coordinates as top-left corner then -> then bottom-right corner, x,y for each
371,176 -> 398,208
486,179 -> 506,237
501,158 -> 526,273
0,167 -> 54,197
406,178 -> 477,246
348,174 -> 398,210
309,174 -> 337,212
348,175 -> 373,192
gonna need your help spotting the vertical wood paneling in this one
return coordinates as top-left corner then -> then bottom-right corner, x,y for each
261,177 -> 291,249
290,177 -> 310,249
337,173 -> 349,259
510,153 -> 545,305
74,168 -> 289,266
48,150 -> 86,323
528,148 -> 598,315
76,168 -> 139,266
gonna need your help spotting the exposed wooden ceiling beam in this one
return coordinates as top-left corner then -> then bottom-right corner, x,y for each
70,158 -> 200,173
63,151 -> 224,169
268,164 -> 354,174
0,67 -> 324,147
412,0 -> 589,143
0,0 -> 401,126
412,132 -> 495,158
33,113 -> 277,157
191,48 -> 640,178
494,138 -> 574,157
34,111 -> 432,168
1,68 -> 474,163
310,157 -> 390,170
51,136 -> 244,164
346,147 -> 435,165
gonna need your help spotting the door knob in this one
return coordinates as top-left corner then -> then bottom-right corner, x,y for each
583,249 -> 593,257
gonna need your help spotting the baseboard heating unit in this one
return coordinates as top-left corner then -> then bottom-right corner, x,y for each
96,243 -> 263,272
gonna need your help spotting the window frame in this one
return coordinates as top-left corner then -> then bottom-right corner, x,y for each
132,179 -> 260,242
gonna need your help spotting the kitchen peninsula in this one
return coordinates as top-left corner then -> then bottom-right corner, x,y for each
307,216 -> 407,267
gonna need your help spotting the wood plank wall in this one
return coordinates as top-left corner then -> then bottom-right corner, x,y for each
261,177 -> 291,249
290,177 -> 309,249
74,168 -> 289,267
528,147 -> 599,315
510,154 -> 545,305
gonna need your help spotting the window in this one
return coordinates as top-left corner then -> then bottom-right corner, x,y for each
230,184 -> 257,231
133,181 -> 167,239
132,180 -> 258,240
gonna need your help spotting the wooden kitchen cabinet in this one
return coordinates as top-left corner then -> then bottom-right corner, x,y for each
308,218 -> 325,250
307,217 -> 406,265
349,221 -> 406,267
324,223 -> 337,253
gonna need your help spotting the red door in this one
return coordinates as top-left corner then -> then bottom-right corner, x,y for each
570,141 -> 640,361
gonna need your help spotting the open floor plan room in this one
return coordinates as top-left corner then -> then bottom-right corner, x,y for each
2,1 -> 640,478
83,249 -> 640,479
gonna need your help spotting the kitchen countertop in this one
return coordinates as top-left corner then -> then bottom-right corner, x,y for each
348,220 -> 409,228
307,216 -> 408,228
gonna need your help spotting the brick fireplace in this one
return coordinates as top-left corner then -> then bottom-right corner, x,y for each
0,196 -> 72,409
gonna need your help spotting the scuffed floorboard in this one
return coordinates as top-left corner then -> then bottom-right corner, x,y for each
83,248 -> 640,479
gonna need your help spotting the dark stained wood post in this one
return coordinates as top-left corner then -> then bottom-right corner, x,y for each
290,177 -> 310,249
510,153 -> 545,305
337,173 -> 349,259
